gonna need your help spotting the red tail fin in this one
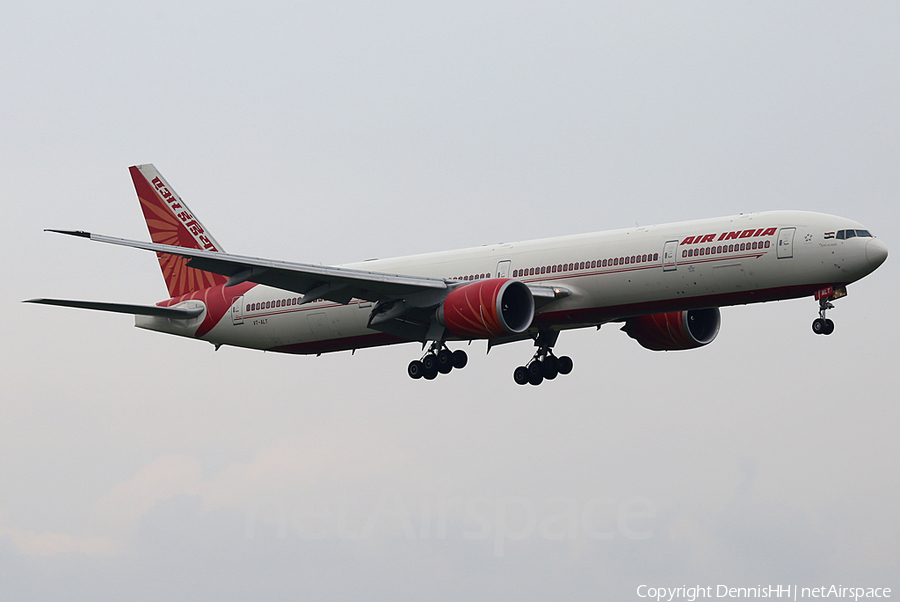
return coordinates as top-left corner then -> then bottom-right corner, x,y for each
130,164 -> 229,298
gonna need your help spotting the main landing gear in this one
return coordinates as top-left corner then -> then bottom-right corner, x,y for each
812,297 -> 835,336
408,343 -> 468,380
513,331 -> 573,386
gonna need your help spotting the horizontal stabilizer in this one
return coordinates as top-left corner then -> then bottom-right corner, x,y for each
24,298 -> 204,319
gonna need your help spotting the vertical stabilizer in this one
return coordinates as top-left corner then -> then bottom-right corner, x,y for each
130,164 -> 229,297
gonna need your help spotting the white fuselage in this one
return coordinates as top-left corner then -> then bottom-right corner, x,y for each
136,210 -> 886,354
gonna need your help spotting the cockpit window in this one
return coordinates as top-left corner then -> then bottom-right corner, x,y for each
836,229 -> 873,240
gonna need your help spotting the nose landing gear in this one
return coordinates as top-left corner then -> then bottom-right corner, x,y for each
812,287 -> 843,336
812,316 -> 834,336
408,342 -> 468,380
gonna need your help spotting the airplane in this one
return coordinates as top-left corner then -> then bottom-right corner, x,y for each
26,164 -> 888,385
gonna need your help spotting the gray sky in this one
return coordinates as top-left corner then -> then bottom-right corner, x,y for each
3,2 -> 898,599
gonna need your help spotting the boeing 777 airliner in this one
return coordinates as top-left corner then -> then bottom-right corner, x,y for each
27,165 -> 888,385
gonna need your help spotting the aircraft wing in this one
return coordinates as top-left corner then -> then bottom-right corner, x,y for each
49,230 -> 449,304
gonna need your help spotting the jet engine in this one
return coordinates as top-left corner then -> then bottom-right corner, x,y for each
622,308 -> 721,351
437,278 -> 534,339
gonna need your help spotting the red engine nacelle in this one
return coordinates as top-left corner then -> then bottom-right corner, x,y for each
437,278 -> 535,339
622,308 -> 721,351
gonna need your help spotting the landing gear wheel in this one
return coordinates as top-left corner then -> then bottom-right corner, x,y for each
527,362 -> 544,386
513,366 -> 529,385
823,319 -> 835,335
557,356 -> 573,375
812,318 -> 826,335
542,356 -> 559,380
436,349 -> 454,374
407,360 -> 424,379
422,353 -> 438,379
452,349 -> 468,369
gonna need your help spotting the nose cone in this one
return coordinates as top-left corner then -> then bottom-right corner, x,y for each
867,238 -> 889,269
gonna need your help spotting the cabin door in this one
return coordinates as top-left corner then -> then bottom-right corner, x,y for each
663,240 -> 679,271
777,228 -> 796,259
231,296 -> 244,325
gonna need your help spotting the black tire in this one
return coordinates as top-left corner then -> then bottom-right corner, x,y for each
823,319 -> 835,335
437,349 -> 454,374
542,357 -> 559,380
423,367 -> 438,380
812,318 -> 826,335
528,372 -> 544,386
452,349 -> 468,369
527,362 -> 543,378
513,366 -> 529,385
407,360 -> 424,379
557,355 -> 573,375
422,353 -> 437,372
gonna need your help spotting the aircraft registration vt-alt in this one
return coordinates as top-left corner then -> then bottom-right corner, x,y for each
27,165 -> 888,385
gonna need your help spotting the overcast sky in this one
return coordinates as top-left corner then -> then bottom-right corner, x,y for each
2,2 -> 898,600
